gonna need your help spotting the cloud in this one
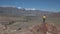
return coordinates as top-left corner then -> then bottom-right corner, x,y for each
25,8 -> 36,10
31,8 -> 36,10
17,7 -> 22,9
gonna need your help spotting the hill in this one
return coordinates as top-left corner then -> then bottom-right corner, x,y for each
50,12 -> 60,18
0,7 -> 52,17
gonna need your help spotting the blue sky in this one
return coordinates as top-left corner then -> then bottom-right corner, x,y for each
0,0 -> 60,12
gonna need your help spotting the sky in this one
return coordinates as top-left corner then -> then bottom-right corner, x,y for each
0,0 -> 60,12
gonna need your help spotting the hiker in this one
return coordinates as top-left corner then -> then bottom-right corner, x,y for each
42,15 -> 46,23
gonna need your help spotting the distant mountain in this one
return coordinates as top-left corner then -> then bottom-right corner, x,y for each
50,12 -> 60,18
0,7 -> 52,16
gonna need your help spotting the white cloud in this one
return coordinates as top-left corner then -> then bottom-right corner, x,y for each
17,7 -> 22,9
32,8 -> 36,10
25,8 -> 36,10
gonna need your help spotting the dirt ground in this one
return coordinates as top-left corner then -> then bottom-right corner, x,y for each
0,23 -> 60,34
0,16 -> 60,34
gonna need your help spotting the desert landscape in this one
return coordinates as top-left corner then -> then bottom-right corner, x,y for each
0,7 -> 60,34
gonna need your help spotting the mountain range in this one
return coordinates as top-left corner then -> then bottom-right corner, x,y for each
0,7 -> 60,18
